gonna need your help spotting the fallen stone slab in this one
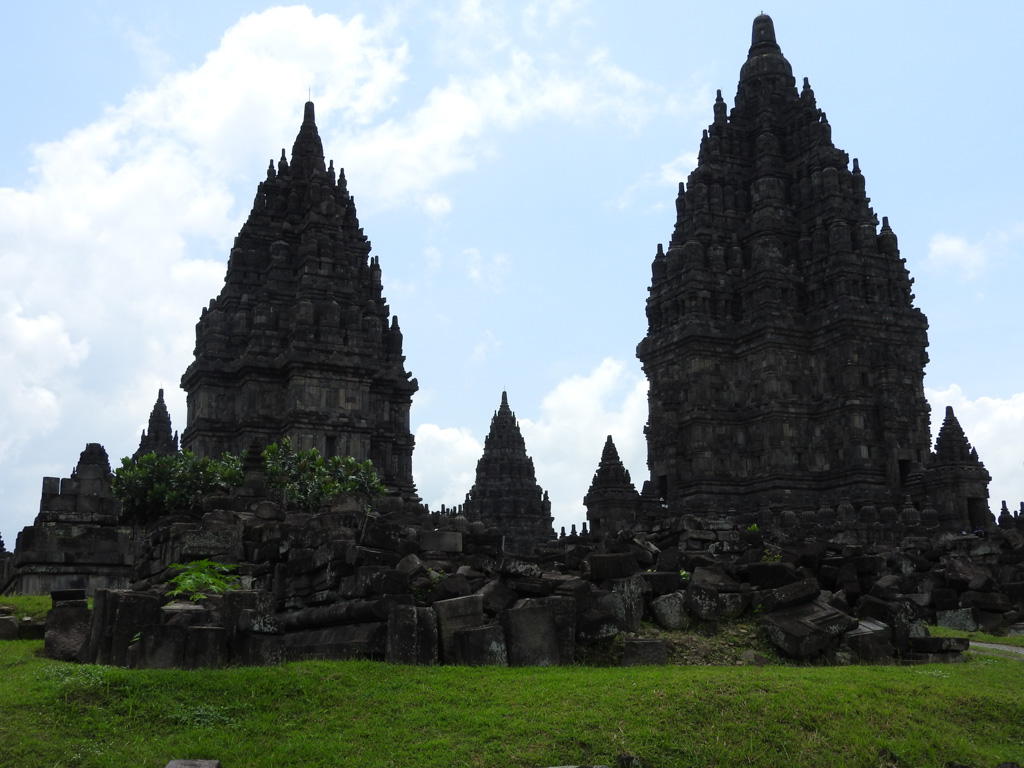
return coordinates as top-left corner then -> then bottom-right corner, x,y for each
761,599 -> 857,659
758,578 -> 819,613
844,619 -> 893,663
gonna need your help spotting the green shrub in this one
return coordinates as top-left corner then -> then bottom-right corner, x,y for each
112,450 -> 243,524
262,438 -> 384,513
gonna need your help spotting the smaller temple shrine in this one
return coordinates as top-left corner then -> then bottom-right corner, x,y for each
462,392 -> 554,554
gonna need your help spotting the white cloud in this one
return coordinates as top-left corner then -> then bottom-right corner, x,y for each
0,304 -> 89,460
519,358 -> 648,530
522,0 -> 590,34
616,150 -> 697,210
927,234 -> 987,279
424,246 -> 443,269
413,423 -> 482,511
423,193 -> 453,216
926,384 -> 1024,514
469,330 -> 501,363
660,151 -> 699,185
464,247 -> 510,289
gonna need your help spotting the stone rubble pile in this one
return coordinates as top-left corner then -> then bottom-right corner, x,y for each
41,492 -> 1024,669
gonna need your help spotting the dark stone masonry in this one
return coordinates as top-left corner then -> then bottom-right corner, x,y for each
4,15 -> 1022,676
628,13 -> 989,529
180,101 -> 418,500
461,391 -> 554,554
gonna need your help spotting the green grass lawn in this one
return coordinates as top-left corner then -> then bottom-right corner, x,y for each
1,639 -> 1022,768
0,594 -> 52,621
929,624 -> 1024,649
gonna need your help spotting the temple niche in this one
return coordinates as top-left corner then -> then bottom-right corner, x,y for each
180,102 -> 419,500
462,392 -> 554,554
630,14 -> 990,528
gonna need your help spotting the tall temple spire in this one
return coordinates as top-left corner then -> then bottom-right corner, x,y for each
463,392 -> 553,554
133,388 -> 179,460
637,14 -> 943,520
181,101 -> 419,500
289,101 -> 326,178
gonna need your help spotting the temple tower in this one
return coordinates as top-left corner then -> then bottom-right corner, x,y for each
180,102 -> 418,499
584,436 -> 640,535
463,392 -> 554,554
637,15 -> 938,517
133,389 -> 179,459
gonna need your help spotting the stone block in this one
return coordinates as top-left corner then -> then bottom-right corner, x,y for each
514,595 -> 575,664
608,575 -> 645,631
477,578 -> 518,615
944,558 -> 991,590
936,607 -> 978,632
576,609 -> 620,642
844,619 -> 893,662
761,599 -> 857,659
283,622 -> 386,660
420,530 -> 464,553
0,616 -> 18,641
501,605 -> 560,666
639,570 -> 681,596
719,590 -> 750,619
960,590 -> 1011,612
237,633 -> 284,666
386,605 -> 438,665
237,609 -> 283,635
453,625 -> 507,666
690,565 -> 741,593
185,626 -> 228,669
907,635 -> 969,653
497,557 -> 543,578
136,624 -> 186,669
685,583 -> 724,621
587,553 -> 639,581
745,561 -> 800,590
650,592 -> 690,631
621,639 -> 668,666
758,578 -> 820,613
45,604 -> 92,662
433,594 -> 484,664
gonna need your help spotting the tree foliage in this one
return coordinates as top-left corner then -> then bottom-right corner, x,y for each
262,438 -> 385,513
112,450 -> 243,524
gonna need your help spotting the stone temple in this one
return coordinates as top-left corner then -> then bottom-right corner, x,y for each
590,14 -> 991,532
179,102 -> 418,500
462,392 -> 554,554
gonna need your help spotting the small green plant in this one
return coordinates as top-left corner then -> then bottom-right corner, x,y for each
263,438 -> 385,513
746,523 -> 759,532
679,569 -> 691,579
166,559 -> 240,602
761,548 -> 783,562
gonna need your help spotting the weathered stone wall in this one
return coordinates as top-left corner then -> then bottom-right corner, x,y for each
2,444 -> 138,596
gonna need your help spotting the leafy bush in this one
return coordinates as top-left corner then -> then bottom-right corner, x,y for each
112,450 -> 243,524
262,438 -> 385,513
166,559 -> 240,602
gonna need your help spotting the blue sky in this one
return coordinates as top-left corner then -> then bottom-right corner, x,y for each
1,2 -> 1022,544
